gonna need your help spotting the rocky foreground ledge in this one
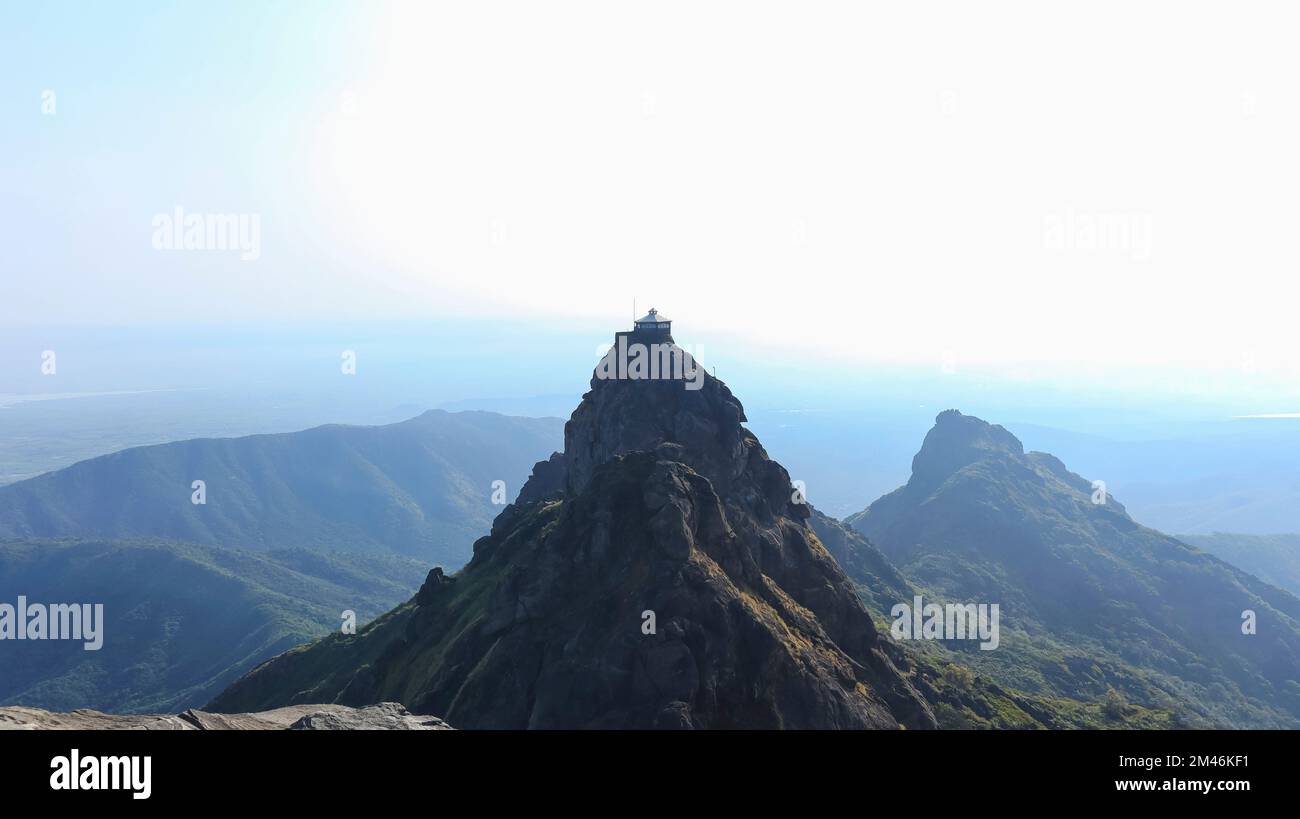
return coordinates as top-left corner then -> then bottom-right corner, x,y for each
0,702 -> 452,730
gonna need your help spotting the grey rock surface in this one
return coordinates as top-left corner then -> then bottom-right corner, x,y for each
0,702 -> 450,730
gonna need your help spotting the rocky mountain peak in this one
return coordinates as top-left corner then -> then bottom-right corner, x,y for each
519,339 -> 804,532
518,341 -> 750,496
909,409 -> 1024,490
211,325 -> 937,729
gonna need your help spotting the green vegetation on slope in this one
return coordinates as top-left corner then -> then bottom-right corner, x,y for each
810,511 -> 1178,729
1179,532 -> 1300,598
0,538 -> 429,713
847,410 -> 1300,728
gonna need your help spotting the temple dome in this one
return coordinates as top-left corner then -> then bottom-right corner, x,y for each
634,308 -> 670,326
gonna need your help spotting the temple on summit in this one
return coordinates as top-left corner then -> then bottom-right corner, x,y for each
602,307 -> 701,387
632,308 -> 671,339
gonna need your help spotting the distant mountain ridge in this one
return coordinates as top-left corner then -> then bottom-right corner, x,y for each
1179,532 -> 1300,598
1005,420 -> 1300,535
0,538 -> 429,713
847,410 -> 1300,728
0,410 -> 563,567
0,409 -> 560,713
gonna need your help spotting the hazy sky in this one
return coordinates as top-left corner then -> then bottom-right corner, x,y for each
4,1 -> 1299,389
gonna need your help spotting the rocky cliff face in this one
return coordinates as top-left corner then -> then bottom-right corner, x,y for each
210,341 -> 935,729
